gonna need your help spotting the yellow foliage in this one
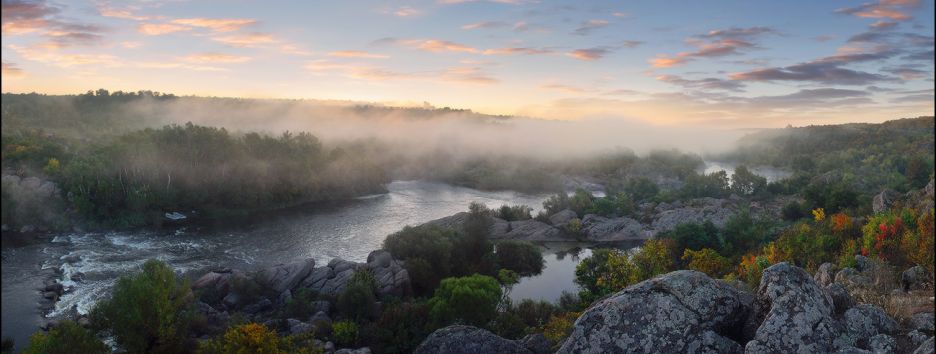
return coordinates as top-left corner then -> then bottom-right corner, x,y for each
812,208 -> 825,222
681,248 -> 731,278
543,312 -> 580,345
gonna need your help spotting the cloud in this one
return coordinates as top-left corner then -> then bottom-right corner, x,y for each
729,50 -> 896,85
612,12 -> 629,18
903,49 -> 934,61
138,23 -> 190,35
739,88 -> 874,108
328,50 -> 389,59
650,27 -> 773,67
393,39 -> 480,53
171,18 -> 256,32
305,60 -> 497,84
10,44 -> 121,67
2,61 -> 25,77
438,0 -> 532,4
620,40 -> 643,48
836,0 -> 921,21
136,62 -> 227,72
441,67 -> 498,84
815,35 -> 836,42
97,5 -> 150,21
482,47 -> 552,55
568,47 -> 611,61
2,0 -> 106,46
391,6 -> 422,17
461,21 -> 508,30
884,66 -> 930,80
182,53 -> 252,63
656,74 -> 745,91
572,19 -> 609,36
870,20 -> 899,29
212,32 -> 277,47
540,83 -> 588,94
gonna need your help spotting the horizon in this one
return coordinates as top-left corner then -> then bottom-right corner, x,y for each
2,0 -> 935,129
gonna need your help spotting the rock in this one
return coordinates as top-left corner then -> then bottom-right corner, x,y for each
61,254 -> 81,264
908,331 -> 930,348
42,291 -> 59,301
913,337 -> 934,354
242,298 -> 273,314
192,269 -> 247,300
222,292 -> 241,309
312,300 -> 330,315
911,312 -> 935,332
872,189 -> 902,214
836,268 -> 872,290
519,333 -> 550,354
77,317 -> 91,328
558,270 -> 751,354
44,282 -> 65,295
325,341 -> 336,352
580,214 -> 647,241
867,334 -> 896,354
310,311 -> 332,326
278,289 -> 292,305
257,258 -> 316,293
299,253 -> 411,299
745,263 -> 838,354
855,255 -> 873,273
20,225 -> 36,233
415,325 -> 531,354
825,283 -> 855,315
843,304 -> 898,340
334,348 -> 371,354
289,319 -> 312,335
548,209 -> 577,227
366,252 -> 412,298
816,263 -> 838,287
902,266 -> 931,291
366,250 -> 392,268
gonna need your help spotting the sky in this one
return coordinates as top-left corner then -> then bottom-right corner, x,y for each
1,0 -> 934,128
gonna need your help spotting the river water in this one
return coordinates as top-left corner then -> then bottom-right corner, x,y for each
2,180 -> 622,350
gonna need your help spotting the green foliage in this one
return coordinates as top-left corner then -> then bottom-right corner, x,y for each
458,202 -> 496,275
568,189 -> 595,216
94,259 -> 195,354
494,204 -> 532,221
543,191 -> 570,215
1,338 -> 12,354
657,221 -> 721,254
575,240 -> 677,303
802,181 -> 859,213
374,300 -> 433,354
382,226 -> 456,295
280,288 -> 318,320
585,192 -> 635,217
730,165 -> 767,195
679,171 -> 730,199
782,201 -> 807,221
542,312 -> 580,347
682,248 -> 732,278
337,270 -> 377,322
720,211 -> 776,257
428,274 -> 502,327
494,241 -> 544,276
624,177 -> 659,202
22,321 -> 108,354
197,322 -> 318,354
332,321 -> 359,347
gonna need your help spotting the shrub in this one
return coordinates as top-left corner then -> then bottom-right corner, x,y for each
782,201 -> 806,221
624,177 -> 659,202
513,299 -> 557,328
281,288 -> 317,320
495,204 -> 532,221
94,259 -> 195,353
543,192 -> 570,215
542,312 -> 580,346
197,323 -> 305,354
682,248 -> 732,278
657,221 -> 721,253
382,226 -> 455,295
337,270 -> 377,322
332,321 -> 358,347
428,274 -> 502,327
22,321 -> 108,354
737,254 -> 772,288
375,301 -> 432,354
494,240 -> 544,276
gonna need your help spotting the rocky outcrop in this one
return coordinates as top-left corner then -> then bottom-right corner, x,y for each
192,268 -> 248,300
873,189 -> 903,214
816,262 -> 837,287
744,263 -> 840,353
548,209 -> 577,228
296,250 -> 410,299
491,219 -> 563,241
414,325 -> 531,354
580,214 -> 647,240
257,259 -> 316,294
902,266 -> 931,292
557,270 -> 752,354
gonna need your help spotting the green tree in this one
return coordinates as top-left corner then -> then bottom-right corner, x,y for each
337,270 -> 377,322
624,177 -> 659,202
22,321 -> 108,354
428,274 -> 502,327
93,259 -> 195,354
730,165 -> 767,195
494,240 -> 544,276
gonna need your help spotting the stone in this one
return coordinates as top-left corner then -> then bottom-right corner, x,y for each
908,331 -> 930,348
843,304 -> 898,341
312,300 -> 330,315
366,250 -> 393,268
911,312 -> 935,332
519,333 -> 550,354
816,262 -> 837,287
872,189 -> 902,214
836,268 -> 872,290
44,282 -> 64,295
289,319 -> 312,335
867,334 -> 896,354
415,325 -> 531,354
548,209 -> 577,227
580,214 -> 647,241
257,258 -> 316,293
558,270 -> 750,354
745,263 -> 838,354
855,255 -> 873,273
222,292 -> 241,309
825,283 -> 855,316
902,266 -> 931,292
913,337 -> 934,354
310,311 -> 332,326
242,298 -> 273,314
334,348 -> 371,354
278,289 -> 292,305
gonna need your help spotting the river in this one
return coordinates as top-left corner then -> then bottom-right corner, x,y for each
2,180 -> 626,350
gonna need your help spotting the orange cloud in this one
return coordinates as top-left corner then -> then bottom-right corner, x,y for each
171,18 -> 256,32
328,50 -> 389,59
836,0 -> 920,21
540,83 -> 588,94
138,23 -> 191,35
10,44 -> 121,67
401,39 -> 479,53
2,62 -> 25,78
212,33 -> 276,47
392,6 -> 422,17
182,53 -> 252,63
483,47 -> 552,55
650,56 -> 688,68
98,6 -> 151,21
568,48 -> 610,61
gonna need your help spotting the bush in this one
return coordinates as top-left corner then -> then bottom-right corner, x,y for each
657,221 -> 721,253
737,254 -> 772,288
543,192 -> 570,215
332,321 -> 358,347
375,300 -> 432,354
682,248 -> 732,278
542,312 -> 580,347
494,204 -> 532,221
428,274 -> 502,327
281,288 -> 318,320
624,177 -> 659,202
513,299 -> 557,328
382,226 -> 456,295
94,259 -> 195,353
22,321 -> 108,354
781,201 -> 806,221
494,241 -> 544,276
337,270 -> 377,322
197,323 -> 314,354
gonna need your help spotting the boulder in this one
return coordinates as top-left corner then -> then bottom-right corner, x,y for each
496,219 -> 562,241
911,312 -> 935,333
580,214 -> 647,241
242,298 -> 273,315
288,319 -> 312,335
558,270 -> 751,354
842,304 -> 897,341
334,348 -> 371,354
909,331 -> 930,348
519,333 -> 551,354
872,189 -> 902,214
365,250 -> 412,298
257,258 -> 316,293
415,325 -> 531,354
548,209 -> 577,228
192,269 -> 247,300
855,255 -> 874,273
44,282 -> 65,295
836,268 -> 872,290
310,311 -> 331,326
902,266 -> 931,292
913,337 -> 934,354
867,334 -> 896,354
816,263 -> 837,287
745,263 -> 839,354
824,283 -> 855,316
